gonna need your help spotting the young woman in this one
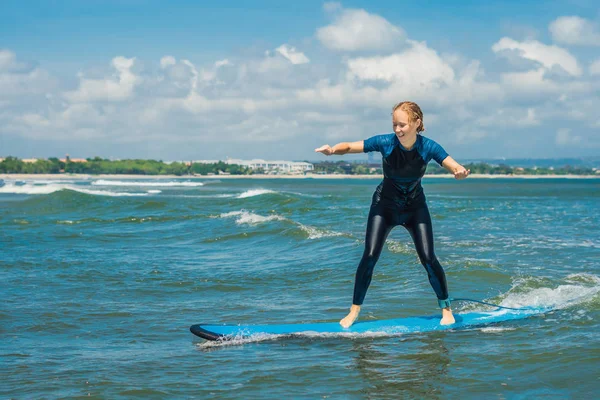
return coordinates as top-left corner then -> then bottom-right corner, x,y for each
315,101 -> 470,328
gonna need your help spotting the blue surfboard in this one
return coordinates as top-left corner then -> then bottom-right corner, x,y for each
190,307 -> 548,341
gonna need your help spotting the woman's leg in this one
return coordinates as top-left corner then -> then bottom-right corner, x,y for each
404,205 -> 455,324
353,210 -> 395,306
341,208 -> 394,328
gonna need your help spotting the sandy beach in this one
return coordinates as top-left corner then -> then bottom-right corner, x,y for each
1,173 -> 599,180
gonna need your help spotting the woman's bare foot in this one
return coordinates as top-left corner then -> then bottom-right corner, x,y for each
340,304 -> 361,328
440,307 -> 455,325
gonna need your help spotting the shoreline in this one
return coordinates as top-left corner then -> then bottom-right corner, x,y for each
1,173 -> 599,180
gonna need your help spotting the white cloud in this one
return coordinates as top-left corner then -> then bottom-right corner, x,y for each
215,59 -> 232,68
250,46 -> 313,79
317,8 -> 406,51
64,56 -> 139,102
346,41 -> 454,88
152,57 -> 199,98
0,49 -> 21,71
476,107 -> 540,128
275,45 -> 310,65
181,60 -> 199,89
590,59 -> 600,76
522,108 -> 540,126
256,53 -> 292,73
160,56 -> 176,68
17,113 -> 51,129
220,114 -> 300,142
492,37 -> 582,76
295,80 -> 352,108
9,102 -> 109,140
549,16 -> 600,46
0,50 -> 56,100
294,43 -> 501,116
500,68 -> 558,92
159,57 -> 232,93
559,96 -> 600,126
3,29 -> 600,160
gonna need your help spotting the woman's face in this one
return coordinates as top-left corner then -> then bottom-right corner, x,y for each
392,109 -> 419,138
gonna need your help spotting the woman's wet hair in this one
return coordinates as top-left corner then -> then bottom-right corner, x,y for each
392,101 -> 425,133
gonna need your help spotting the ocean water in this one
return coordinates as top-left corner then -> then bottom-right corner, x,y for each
1,177 -> 599,399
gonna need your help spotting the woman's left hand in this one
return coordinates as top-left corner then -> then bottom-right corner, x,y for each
442,157 -> 470,180
454,167 -> 470,180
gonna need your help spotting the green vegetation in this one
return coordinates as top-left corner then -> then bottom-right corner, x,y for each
190,161 -> 254,175
1,156 -> 597,176
0,156 -> 63,174
311,160 -> 598,176
424,162 -> 598,176
312,161 -> 382,175
0,157 -> 253,176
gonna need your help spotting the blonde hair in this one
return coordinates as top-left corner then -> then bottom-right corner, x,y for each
392,101 -> 425,133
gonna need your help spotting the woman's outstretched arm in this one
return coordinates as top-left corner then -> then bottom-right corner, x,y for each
442,156 -> 470,179
315,141 -> 364,156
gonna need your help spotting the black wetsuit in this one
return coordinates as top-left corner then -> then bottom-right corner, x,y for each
354,133 -> 451,308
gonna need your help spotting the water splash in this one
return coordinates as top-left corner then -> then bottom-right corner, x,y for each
499,273 -> 600,310
457,273 -> 600,313
237,189 -> 278,199
297,223 -> 345,240
196,330 -> 402,348
219,210 -> 285,225
479,326 -> 516,333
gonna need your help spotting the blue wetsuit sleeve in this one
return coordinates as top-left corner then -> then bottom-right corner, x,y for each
427,138 -> 449,166
363,135 -> 383,153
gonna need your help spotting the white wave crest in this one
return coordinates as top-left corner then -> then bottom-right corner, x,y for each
499,273 -> 600,310
220,210 -> 285,225
0,183 -> 66,194
0,182 -> 148,197
181,194 -> 236,198
237,189 -> 277,198
71,187 -> 149,197
297,223 -> 344,240
92,179 -> 204,187
147,190 -> 162,194
285,191 -> 324,198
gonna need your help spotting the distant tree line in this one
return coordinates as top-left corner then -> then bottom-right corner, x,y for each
312,161 -> 599,176
1,156 -> 597,176
0,156 -> 253,175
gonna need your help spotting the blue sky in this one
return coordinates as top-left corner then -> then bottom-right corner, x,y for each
1,0 -> 599,161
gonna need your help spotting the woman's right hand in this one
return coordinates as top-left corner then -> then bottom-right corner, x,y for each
315,145 -> 334,155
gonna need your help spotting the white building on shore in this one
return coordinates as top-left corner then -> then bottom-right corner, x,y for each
192,158 -> 314,174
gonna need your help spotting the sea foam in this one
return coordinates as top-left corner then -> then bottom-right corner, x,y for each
498,273 -> 600,310
297,223 -> 345,240
0,182 -> 148,197
219,210 -> 285,225
92,179 -> 204,187
237,189 -> 277,199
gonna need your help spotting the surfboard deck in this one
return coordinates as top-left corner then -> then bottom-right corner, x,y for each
190,308 -> 548,341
